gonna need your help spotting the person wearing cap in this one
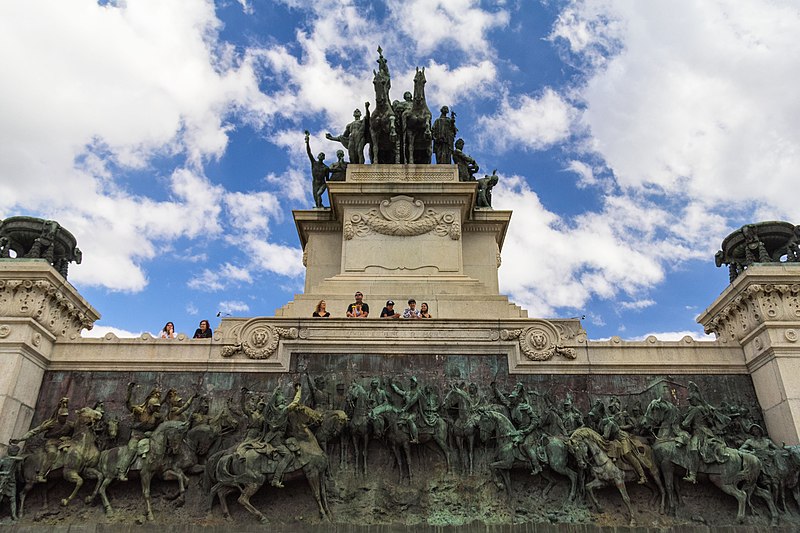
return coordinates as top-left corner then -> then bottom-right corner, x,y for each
403,299 -> 421,319
346,291 -> 370,318
380,300 -> 400,319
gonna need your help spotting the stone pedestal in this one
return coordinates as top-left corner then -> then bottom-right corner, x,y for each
698,264 -> 800,444
0,261 -> 99,451
281,164 -> 526,318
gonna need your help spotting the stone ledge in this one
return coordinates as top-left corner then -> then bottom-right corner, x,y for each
42,317 -> 749,375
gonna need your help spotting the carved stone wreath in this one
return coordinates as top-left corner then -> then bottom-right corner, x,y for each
220,321 -> 298,360
343,195 -> 460,240
500,321 -> 577,361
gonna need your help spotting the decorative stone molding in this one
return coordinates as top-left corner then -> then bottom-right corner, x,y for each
0,325 -> 10,338
221,320 -> 299,360
343,196 -> 460,240
0,278 -> 96,338
703,283 -> 800,342
500,320 -> 577,361
346,164 -> 457,182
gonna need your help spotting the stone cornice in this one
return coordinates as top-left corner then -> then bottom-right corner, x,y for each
0,262 -> 100,339
699,278 -> 800,343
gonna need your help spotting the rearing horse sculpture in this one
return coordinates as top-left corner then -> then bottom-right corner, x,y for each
369,69 -> 399,163
403,67 -> 432,164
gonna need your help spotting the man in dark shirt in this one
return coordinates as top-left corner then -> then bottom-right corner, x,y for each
346,291 -> 370,318
380,300 -> 400,319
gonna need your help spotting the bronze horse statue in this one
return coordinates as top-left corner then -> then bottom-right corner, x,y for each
652,437 -> 768,523
442,386 -> 477,476
345,382 -> 372,475
18,407 -> 104,516
468,407 -> 582,504
369,402 -> 450,483
204,402 -> 332,523
86,403 -> 239,516
369,68 -> 399,163
402,67 -> 432,164
568,427 -> 638,526
139,420 -> 192,521
644,398 -> 777,524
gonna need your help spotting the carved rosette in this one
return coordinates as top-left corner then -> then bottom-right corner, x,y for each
704,283 -> 800,342
343,195 -> 460,240
500,320 -> 577,361
220,320 -> 299,360
0,279 -> 95,337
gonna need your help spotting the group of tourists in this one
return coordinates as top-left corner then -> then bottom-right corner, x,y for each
313,292 -> 432,319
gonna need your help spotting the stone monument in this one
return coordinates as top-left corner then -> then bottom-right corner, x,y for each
2,49 -> 800,530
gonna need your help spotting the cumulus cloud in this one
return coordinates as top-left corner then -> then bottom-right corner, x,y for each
478,88 -> 577,152
0,1 -> 275,292
387,0 -> 510,57
218,300 -> 250,314
551,0 -> 800,218
495,175 -> 712,317
188,262 -> 253,292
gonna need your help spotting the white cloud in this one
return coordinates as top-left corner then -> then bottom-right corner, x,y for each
618,299 -> 656,311
218,300 -> 250,314
0,1 -> 274,292
224,191 -> 282,234
565,160 -> 597,188
186,302 -> 199,316
496,175 -> 698,317
187,262 -> 253,292
82,325 -> 143,339
478,88 -> 577,152
629,330 -> 712,342
246,241 -> 304,277
387,0 -> 510,57
236,0 -> 254,15
551,0 -> 800,218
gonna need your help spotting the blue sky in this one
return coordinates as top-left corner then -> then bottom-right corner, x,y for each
1,0 -> 798,340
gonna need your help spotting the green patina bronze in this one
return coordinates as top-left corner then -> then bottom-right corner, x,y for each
0,216 -> 82,278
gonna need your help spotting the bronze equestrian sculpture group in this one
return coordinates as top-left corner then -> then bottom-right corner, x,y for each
3,377 -> 799,527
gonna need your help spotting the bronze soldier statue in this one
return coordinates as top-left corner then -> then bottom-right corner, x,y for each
11,397 -> 74,482
305,131 -> 330,208
390,377 -> 421,444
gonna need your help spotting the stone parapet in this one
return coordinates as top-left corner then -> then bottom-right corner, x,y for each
44,317 -> 749,376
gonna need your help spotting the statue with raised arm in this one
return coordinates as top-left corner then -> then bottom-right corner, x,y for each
326,103 -> 370,165
164,388 -> 196,421
390,377 -> 421,443
453,138 -> 478,181
305,131 -> 330,208
432,106 -> 457,164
